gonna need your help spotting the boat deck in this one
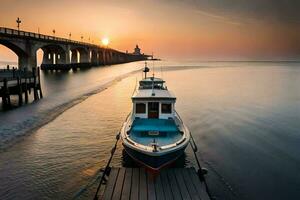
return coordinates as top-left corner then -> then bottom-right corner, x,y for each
129,119 -> 182,146
102,167 -> 210,200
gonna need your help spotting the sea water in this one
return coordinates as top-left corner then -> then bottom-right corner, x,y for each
0,61 -> 300,200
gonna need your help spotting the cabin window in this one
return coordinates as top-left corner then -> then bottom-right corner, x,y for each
136,103 -> 146,114
161,103 -> 172,114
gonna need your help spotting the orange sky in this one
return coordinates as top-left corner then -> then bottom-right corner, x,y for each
0,0 -> 300,61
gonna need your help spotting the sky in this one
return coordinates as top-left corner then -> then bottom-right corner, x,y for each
0,0 -> 300,61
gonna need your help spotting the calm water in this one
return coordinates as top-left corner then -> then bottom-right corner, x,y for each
1,61 -> 300,199
0,62 -> 144,148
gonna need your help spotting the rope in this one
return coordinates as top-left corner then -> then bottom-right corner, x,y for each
93,132 -> 121,200
189,132 -> 213,199
175,111 -> 212,199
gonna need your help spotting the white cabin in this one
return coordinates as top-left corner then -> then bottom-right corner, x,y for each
132,77 -> 176,120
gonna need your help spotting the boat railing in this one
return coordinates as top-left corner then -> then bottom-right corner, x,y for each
159,137 -> 186,150
175,110 -> 184,123
127,137 -> 153,151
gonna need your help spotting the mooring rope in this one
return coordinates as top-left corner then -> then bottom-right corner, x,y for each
189,131 -> 213,199
175,111 -> 212,199
93,132 -> 121,200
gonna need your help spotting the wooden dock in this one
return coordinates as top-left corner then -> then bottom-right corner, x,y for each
101,167 -> 210,200
0,67 -> 43,108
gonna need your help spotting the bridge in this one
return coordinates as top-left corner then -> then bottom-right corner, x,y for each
0,27 -> 150,70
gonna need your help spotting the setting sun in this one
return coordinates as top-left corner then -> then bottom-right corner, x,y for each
101,37 -> 110,46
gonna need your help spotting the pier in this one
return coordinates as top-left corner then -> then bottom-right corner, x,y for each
101,167 -> 210,200
0,67 -> 42,108
94,132 -> 211,200
0,27 -> 150,71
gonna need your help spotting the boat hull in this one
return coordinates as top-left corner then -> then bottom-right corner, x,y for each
123,144 -> 187,171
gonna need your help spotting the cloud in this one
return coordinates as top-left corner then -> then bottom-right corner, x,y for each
172,0 -> 300,24
193,9 -> 242,26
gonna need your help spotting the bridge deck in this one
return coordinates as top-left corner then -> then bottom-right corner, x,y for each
102,167 -> 210,200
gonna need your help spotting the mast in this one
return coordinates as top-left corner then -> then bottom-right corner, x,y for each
143,62 -> 149,79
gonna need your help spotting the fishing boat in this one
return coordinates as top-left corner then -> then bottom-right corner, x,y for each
120,64 -> 191,171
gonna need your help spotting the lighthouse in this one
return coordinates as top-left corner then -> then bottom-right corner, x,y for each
133,44 -> 141,55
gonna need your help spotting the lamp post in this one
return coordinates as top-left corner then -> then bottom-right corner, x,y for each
16,17 -> 21,31
69,32 -> 72,40
52,29 -> 56,37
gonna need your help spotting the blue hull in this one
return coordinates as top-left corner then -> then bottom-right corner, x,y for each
123,145 -> 186,170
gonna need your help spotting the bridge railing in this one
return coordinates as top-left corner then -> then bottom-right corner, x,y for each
0,27 -> 151,57
0,27 -> 99,47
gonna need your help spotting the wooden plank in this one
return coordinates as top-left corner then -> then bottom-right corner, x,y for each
188,168 -> 210,200
103,168 -> 210,200
166,169 -> 182,200
130,168 -> 140,200
112,168 -> 126,200
139,168 -> 147,200
154,172 -> 165,200
181,168 -> 201,200
147,171 -> 156,200
103,168 -> 120,200
173,168 -> 192,200
121,168 -> 133,200
160,170 -> 173,200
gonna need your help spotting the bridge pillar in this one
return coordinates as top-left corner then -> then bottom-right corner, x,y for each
91,51 -> 98,65
19,43 -> 37,70
80,51 -> 89,63
103,50 -> 112,65
108,51 -> 113,64
19,54 -> 36,70
102,51 -> 106,65
71,49 -> 78,63
55,52 -> 68,65
97,51 -> 103,65
65,46 -> 71,65
42,50 -> 54,65
96,53 -> 100,65
111,52 -> 115,64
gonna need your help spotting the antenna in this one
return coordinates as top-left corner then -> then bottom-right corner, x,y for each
143,62 -> 149,79
160,64 -> 163,80
152,52 -> 155,77
152,60 -> 155,78
151,60 -> 155,96
151,76 -> 155,96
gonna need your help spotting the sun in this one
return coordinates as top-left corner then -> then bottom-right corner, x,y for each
101,37 -> 110,46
